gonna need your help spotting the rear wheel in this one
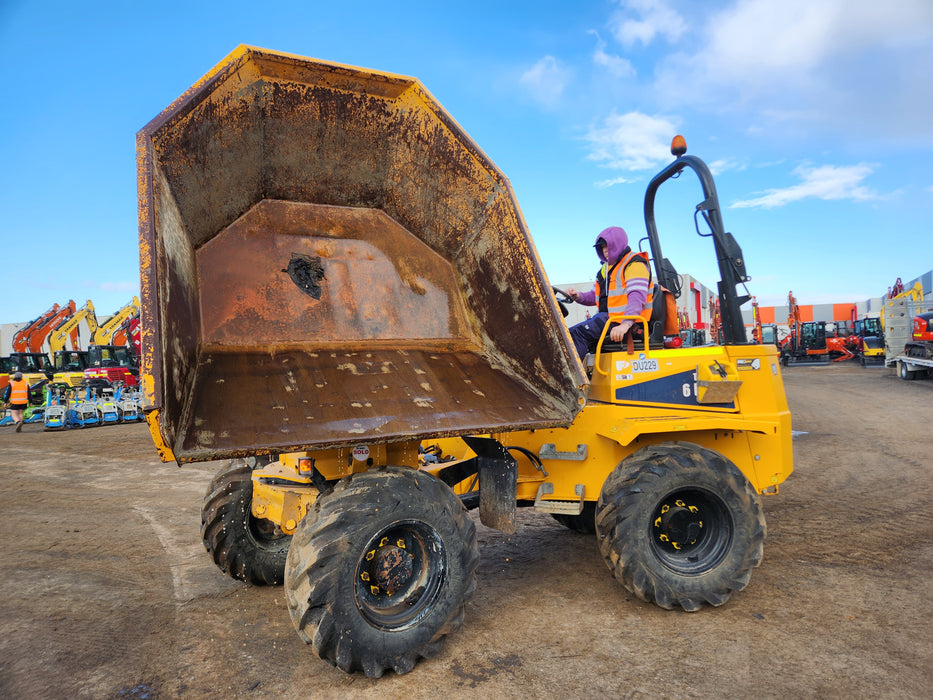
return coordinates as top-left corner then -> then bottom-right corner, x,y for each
285,467 -> 478,677
596,442 -> 765,611
201,459 -> 291,585
898,360 -> 917,380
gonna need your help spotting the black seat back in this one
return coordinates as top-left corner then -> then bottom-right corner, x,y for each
599,284 -> 667,353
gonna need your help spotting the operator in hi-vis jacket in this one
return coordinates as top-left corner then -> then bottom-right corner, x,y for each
566,226 -> 653,360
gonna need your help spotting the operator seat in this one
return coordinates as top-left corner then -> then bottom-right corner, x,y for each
598,283 -> 668,354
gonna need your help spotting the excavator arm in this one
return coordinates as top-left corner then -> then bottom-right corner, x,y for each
12,304 -> 60,352
48,301 -> 99,354
25,301 -> 77,353
91,297 -> 140,346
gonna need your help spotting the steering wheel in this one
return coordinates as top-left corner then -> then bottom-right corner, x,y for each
551,286 -> 574,304
551,286 -> 574,318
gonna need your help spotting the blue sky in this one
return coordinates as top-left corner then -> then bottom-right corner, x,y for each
1,0 -> 931,325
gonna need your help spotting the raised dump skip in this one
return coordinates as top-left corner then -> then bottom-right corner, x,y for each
137,46 -> 587,464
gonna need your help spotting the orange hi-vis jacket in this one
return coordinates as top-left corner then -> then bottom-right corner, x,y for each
9,379 -> 28,405
600,249 -> 653,324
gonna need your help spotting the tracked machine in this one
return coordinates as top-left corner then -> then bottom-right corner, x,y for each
780,292 -> 832,365
137,47 -> 793,678
893,310 -> 933,380
853,317 -> 885,366
881,281 -> 932,379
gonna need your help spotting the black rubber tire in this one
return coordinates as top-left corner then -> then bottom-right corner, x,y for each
201,459 -> 291,585
898,361 -> 917,381
551,502 -> 597,534
596,442 -> 766,612
284,467 -> 478,678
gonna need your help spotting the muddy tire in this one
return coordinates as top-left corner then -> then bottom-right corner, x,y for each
201,459 -> 291,585
284,467 -> 478,678
596,442 -> 765,611
551,502 -> 597,534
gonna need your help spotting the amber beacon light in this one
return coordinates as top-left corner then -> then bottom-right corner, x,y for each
671,134 -> 687,157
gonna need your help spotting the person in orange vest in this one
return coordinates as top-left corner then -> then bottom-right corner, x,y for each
4,371 -> 29,432
565,226 -> 653,359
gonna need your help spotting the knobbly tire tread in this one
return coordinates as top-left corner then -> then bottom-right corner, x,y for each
284,466 -> 479,678
200,459 -> 291,585
596,441 -> 766,611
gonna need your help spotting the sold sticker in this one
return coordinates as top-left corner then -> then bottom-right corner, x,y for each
352,446 -> 370,461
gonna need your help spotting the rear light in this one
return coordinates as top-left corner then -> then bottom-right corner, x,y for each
297,457 -> 315,476
664,336 -> 683,349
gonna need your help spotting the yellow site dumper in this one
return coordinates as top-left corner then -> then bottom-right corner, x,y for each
137,46 -> 793,678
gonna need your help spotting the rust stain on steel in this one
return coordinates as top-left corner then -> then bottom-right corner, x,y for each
137,46 -> 587,464
196,201 -> 471,347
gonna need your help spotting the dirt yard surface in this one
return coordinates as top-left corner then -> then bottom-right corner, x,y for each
0,363 -> 930,699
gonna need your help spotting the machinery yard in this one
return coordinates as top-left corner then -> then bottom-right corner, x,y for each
1,362 -> 929,699
1,43 -> 930,700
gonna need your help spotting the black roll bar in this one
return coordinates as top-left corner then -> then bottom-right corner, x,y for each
643,152 -> 751,344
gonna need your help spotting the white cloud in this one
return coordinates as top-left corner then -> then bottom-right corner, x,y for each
594,176 -> 636,189
708,158 -> 744,176
731,163 -> 880,209
609,0 -> 687,47
590,31 -> 636,78
584,111 -> 679,171
653,0 -> 933,139
519,56 -> 572,108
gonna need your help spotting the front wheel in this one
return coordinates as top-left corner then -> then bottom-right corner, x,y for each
201,459 -> 292,585
285,467 -> 478,678
596,442 -> 766,611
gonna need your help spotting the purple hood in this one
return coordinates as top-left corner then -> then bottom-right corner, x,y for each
594,226 -> 629,265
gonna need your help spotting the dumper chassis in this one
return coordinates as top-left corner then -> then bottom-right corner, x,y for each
138,47 -> 793,678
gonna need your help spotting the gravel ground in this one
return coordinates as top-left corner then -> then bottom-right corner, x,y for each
0,362 -> 930,699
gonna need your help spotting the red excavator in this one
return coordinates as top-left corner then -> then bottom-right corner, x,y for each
11,303 -> 60,352
824,321 -> 858,362
905,312 -> 933,360
13,300 -> 78,353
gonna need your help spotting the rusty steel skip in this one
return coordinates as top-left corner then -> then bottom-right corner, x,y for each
137,46 -> 587,464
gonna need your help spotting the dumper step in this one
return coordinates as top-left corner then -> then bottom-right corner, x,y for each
533,483 -> 585,515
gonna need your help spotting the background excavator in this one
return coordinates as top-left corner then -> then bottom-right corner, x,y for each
15,300 -> 77,354
10,303 -> 61,352
48,300 -> 99,386
83,297 -> 141,387
824,322 -> 857,362
780,292 -> 830,365
90,296 -> 139,346
6,300 -> 76,385
751,297 -> 780,348
853,316 -> 885,366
